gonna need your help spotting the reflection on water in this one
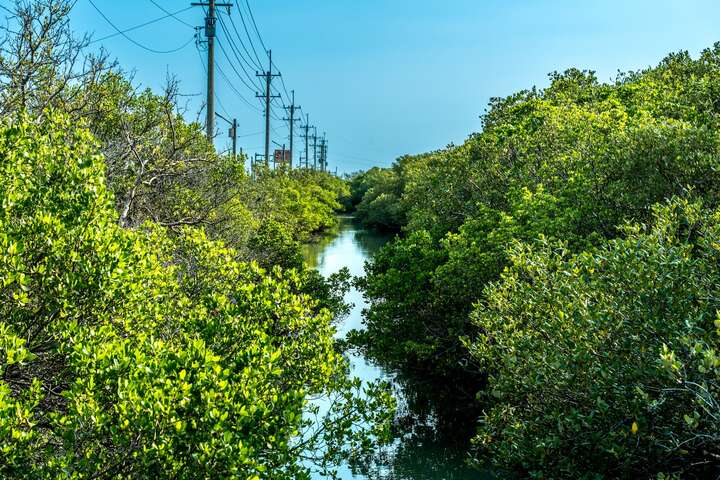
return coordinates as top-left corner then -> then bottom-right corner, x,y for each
303,217 -> 488,480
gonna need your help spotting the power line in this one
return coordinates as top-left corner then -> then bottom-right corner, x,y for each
216,15 -> 263,90
271,59 -> 292,105
243,0 -> 267,53
243,0 -> 290,106
278,73 -> 292,106
90,6 -> 194,44
216,94 -> 231,118
185,0 -> 320,167
270,92 -> 286,109
300,114 -> 312,169
216,60 -> 262,113
216,37 -> 262,95
234,1 -> 292,109
271,124 -> 285,137
218,14 -> 261,76
224,11 -> 263,70
282,90 -> 301,169
196,35 -> 259,114
88,0 -> 195,54
148,0 -> 194,28
238,130 -> 263,138
87,0 -> 308,163
235,0 -> 265,68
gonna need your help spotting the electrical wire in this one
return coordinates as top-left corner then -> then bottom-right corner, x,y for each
231,1 -> 294,119
216,93 -> 231,118
270,90 -> 285,108
148,0 -> 194,28
238,131 -> 264,138
235,0 -> 265,68
224,11 -> 263,70
243,0 -> 268,54
218,14 -> 262,77
272,59 -> 292,105
198,0 -> 312,161
216,61 -> 262,113
88,0 -> 194,53
216,15 -> 263,90
216,38 -> 262,95
271,123 -> 287,139
90,5 -> 194,44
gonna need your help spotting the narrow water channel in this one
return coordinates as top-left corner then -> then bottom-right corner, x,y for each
303,217 -> 486,480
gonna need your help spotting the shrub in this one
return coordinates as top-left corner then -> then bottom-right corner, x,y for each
470,200 -> 720,478
0,114 -> 391,479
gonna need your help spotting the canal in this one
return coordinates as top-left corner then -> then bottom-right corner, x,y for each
303,216 -> 487,480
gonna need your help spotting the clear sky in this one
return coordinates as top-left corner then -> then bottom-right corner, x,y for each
70,0 -> 720,173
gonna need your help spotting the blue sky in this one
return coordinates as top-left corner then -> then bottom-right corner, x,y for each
71,0 -> 720,173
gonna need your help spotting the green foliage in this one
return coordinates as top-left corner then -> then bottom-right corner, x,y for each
471,200 -> 720,478
0,4 -> 388,477
247,220 -> 305,271
353,230 -> 448,367
339,170 -> 374,212
350,165 -> 405,231
353,44 -> 720,476
0,114 -> 392,479
239,168 -> 348,241
355,185 -> 600,413
213,167 -> 349,267
83,72 -> 226,230
74,69 -> 351,330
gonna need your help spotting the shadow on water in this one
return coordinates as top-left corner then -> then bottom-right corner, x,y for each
303,217 -> 491,480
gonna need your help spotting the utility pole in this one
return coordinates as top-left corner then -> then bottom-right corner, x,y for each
232,118 -> 237,159
324,138 -> 329,172
300,114 -> 311,169
256,49 -> 280,167
311,127 -> 318,171
192,0 -> 233,140
319,133 -> 327,172
282,90 -> 301,170
215,112 -> 237,160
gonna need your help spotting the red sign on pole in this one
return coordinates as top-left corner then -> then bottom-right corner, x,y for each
274,149 -> 291,164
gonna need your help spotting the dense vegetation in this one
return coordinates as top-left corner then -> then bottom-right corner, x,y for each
351,45 -> 720,477
0,1 -> 391,478
6,0 -> 720,477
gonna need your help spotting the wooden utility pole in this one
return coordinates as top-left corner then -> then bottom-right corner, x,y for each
320,136 -> 327,172
282,90 -> 301,170
191,0 -> 232,140
232,118 -> 237,159
256,49 -> 280,167
311,127 -> 318,171
215,112 -> 237,160
300,114 -> 311,169
318,133 -> 326,172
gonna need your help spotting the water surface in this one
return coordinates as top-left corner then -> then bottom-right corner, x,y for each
303,217 -> 487,480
